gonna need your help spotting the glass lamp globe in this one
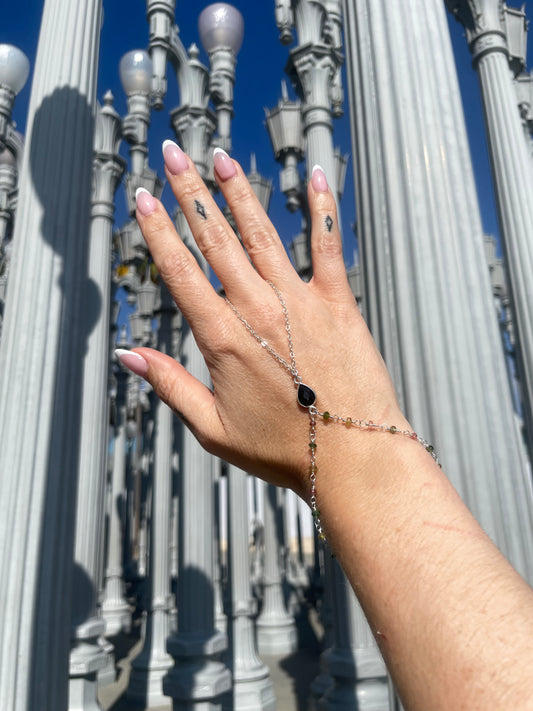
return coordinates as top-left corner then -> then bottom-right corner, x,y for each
198,3 -> 244,55
119,50 -> 153,95
0,44 -> 30,95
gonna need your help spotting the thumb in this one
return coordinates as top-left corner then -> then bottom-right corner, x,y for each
115,347 -> 222,450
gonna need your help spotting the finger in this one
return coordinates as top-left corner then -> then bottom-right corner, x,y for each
162,140 -> 261,300
212,148 -> 297,285
120,347 -> 224,452
308,165 -> 352,299
135,187 -> 226,345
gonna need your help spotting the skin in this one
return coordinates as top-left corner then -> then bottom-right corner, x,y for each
130,146 -> 533,710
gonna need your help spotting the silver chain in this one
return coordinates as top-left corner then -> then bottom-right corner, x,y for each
225,281 -> 302,386
225,281 -> 440,546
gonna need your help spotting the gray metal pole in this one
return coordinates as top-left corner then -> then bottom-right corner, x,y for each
127,286 -> 175,708
225,466 -> 276,711
257,482 -> 298,655
0,0 -> 103,708
342,0 -> 533,580
446,0 -> 533,455
69,92 -> 125,711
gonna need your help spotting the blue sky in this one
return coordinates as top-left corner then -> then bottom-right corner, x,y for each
2,1 -> 532,267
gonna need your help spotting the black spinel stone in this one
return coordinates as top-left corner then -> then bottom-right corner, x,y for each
297,383 -> 316,408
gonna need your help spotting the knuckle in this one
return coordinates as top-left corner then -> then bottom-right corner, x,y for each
229,180 -> 254,205
244,226 -> 277,257
195,221 -> 229,257
316,229 -> 343,257
174,174 -> 204,202
155,373 -> 176,407
143,212 -> 170,237
157,250 -> 195,288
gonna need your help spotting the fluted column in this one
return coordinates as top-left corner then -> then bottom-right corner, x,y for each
318,562 -> 389,710
69,92 -> 126,711
342,0 -> 533,582
257,483 -> 297,655
101,365 -> 131,636
225,466 -> 276,711
163,316 -> 231,709
0,1 -> 103,708
446,0 -> 533,453
127,286 -> 175,708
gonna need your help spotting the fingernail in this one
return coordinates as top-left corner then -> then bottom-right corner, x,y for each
311,164 -> 328,193
115,349 -> 149,377
213,147 -> 237,181
163,139 -> 189,175
135,187 -> 156,216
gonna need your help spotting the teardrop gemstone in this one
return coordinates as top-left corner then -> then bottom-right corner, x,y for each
297,383 -> 316,408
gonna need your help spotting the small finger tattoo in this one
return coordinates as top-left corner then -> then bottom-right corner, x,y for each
195,200 -> 207,220
325,215 -> 333,233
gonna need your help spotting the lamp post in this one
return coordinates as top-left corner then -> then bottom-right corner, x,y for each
0,1 -> 104,708
446,0 -> 533,454
0,44 -> 28,342
0,141 -> 21,339
127,283 -> 177,709
69,90 -> 126,711
341,15 -> 533,711
135,4 -> 244,708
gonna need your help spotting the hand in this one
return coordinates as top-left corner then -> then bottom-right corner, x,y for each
124,142 -> 407,497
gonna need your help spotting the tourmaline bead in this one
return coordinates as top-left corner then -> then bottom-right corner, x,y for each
345,418 -> 352,427
297,383 -> 316,408
389,425 -> 397,434
318,533 -> 327,542
309,442 -> 317,449
426,444 -> 434,453
323,411 -> 330,421
312,509 -> 320,518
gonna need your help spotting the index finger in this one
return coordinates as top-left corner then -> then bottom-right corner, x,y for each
134,187 -> 227,346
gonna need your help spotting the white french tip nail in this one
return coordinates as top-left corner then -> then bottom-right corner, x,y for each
312,164 -> 325,175
213,146 -> 229,158
162,138 -> 179,153
135,186 -> 151,199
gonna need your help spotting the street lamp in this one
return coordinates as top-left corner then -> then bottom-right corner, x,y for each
0,44 -> 30,147
198,3 -> 244,150
147,0 -> 243,172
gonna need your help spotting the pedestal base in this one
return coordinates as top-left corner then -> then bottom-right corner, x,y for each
127,654 -> 174,709
256,617 -> 297,656
163,659 -> 231,710
229,673 -> 277,711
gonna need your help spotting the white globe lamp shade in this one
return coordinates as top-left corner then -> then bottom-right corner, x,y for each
198,3 -> 244,55
0,44 -> 30,95
119,50 -> 153,95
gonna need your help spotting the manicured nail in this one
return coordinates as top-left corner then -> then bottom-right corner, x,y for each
115,349 -> 149,377
213,147 -> 237,181
311,164 -> 328,193
135,187 -> 156,216
162,139 -> 189,175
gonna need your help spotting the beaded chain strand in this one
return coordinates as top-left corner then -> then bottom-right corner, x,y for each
225,281 -> 441,544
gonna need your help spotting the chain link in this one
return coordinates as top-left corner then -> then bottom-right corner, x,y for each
225,281 -> 441,547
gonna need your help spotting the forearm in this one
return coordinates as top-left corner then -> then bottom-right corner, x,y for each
317,432 -> 533,710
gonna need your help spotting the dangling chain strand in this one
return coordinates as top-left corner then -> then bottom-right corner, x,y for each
225,281 -> 440,544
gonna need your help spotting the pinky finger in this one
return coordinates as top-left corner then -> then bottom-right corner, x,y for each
308,165 -> 350,298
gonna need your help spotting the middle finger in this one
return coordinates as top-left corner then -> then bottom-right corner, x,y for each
162,140 -> 260,300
